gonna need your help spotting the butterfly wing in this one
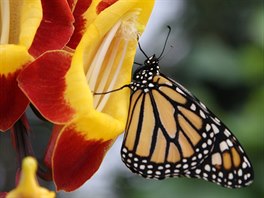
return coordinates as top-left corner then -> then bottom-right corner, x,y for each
121,74 -> 253,188
166,75 -> 254,187
121,75 -> 217,179
184,119 -> 254,188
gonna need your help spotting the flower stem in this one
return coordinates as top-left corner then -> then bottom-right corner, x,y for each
10,114 -> 53,181
10,114 -> 34,168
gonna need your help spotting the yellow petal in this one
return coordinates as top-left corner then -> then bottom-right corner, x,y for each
73,109 -> 123,140
7,157 -> 55,198
64,0 -> 155,132
18,0 -> 43,48
0,45 -> 32,131
2,0 -> 42,46
0,44 -> 33,75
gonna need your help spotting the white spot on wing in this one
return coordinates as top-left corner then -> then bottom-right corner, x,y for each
212,153 -> 222,166
147,165 -> 153,169
220,141 -> 229,152
155,171 -> 161,175
176,87 -> 185,95
228,173 -> 234,180
224,129 -> 231,137
242,162 -> 247,169
165,81 -> 173,86
122,148 -> 128,153
200,102 -> 207,110
147,170 -> 153,174
204,164 -> 211,172
183,164 -> 189,169
165,164 -> 171,168
207,139 -> 212,145
148,83 -> 154,88
211,124 -> 220,134
195,169 -> 201,174
238,169 -> 243,176
190,104 -> 196,111
226,139 -> 233,147
200,110 -> 206,119
206,124 -> 211,131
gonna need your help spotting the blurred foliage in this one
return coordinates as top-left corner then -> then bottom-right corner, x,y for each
114,0 -> 263,198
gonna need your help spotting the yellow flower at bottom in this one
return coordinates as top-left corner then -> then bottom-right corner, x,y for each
7,157 -> 55,198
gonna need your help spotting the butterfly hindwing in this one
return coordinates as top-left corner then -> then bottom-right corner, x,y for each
184,118 -> 254,188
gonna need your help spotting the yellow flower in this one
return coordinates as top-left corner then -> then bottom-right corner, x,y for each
7,157 -> 55,198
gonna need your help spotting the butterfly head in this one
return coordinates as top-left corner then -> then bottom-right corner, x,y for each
144,54 -> 159,67
133,55 -> 160,80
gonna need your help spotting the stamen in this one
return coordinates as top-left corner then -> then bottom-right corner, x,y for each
93,38 -> 121,107
0,0 -> 10,44
86,20 -> 122,89
119,9 -> 141,41
95,40 -> 128,111
88,10 -> 141,111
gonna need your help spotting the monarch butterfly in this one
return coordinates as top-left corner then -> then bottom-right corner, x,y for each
97,27 -> 254,188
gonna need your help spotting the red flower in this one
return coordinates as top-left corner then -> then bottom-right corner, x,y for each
0,0 -> 74,131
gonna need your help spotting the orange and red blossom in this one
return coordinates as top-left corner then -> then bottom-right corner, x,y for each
18,0 -> 155,191
0,0 -> 74,131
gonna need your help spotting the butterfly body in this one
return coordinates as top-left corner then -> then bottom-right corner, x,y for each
130,55 -> 160,92
121,54 -> 254,188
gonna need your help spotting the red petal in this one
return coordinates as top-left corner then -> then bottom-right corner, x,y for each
66,0 -> 75,10
18,51 -> 75,123
96,0 -> 118,14
67,0 -> 92,49
0,192 -> 7,198
0,70 -> 29,131
44,124 -> 63,169
53,125 -> 113,191
28,0 -> 74,57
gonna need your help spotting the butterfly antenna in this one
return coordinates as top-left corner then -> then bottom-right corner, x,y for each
159,45 -> 174,61
137,34 -> 149,58
158,26 -> 171,59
